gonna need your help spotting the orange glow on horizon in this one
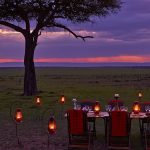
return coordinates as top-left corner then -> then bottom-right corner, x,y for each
0,59 -> 23,63
1,55 -> 150,63
33,55 -> 150,63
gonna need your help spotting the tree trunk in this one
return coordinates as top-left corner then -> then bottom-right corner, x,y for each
23,35 -> 37,96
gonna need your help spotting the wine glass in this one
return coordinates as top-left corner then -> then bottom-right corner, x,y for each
145,106 -> 150,112
76,104 -> 81,110
148,106 -> 150,112
105,105 -> 112,112
105,105 -> 109,112
120,106 -> 124,111
120,106 -> 128,111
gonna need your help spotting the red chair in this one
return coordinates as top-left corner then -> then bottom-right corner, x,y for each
107,111 -> 131,149
67,109 -> 93,149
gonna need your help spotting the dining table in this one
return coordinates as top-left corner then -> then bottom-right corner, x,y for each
130,112 -> 149,139
85,110 -> 149,144
64,110 -> 149,144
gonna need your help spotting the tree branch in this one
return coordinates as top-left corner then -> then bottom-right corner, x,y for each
51,23 -> 93,41
25,17 -> 30,32
15,0 -> 30,32
0,20 -> 25,34
54,15 -> 66,19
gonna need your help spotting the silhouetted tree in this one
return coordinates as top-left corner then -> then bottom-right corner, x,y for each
0,0 -> 121,96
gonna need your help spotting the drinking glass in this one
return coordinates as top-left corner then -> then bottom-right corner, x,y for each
145,106 -> 148,112
77,104 -> 81,110
120,106 -> 124,111
120,106 -> 128,111
124,106 -> 128,111
145,106 -> 150,112
105,105 -> 112,112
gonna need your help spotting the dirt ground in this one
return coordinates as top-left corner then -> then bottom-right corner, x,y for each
0,114 -> 106,150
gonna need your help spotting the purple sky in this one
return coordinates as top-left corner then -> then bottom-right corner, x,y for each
0,0 -> 150,65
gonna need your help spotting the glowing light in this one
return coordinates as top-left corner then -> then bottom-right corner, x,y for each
35,96 -> 41,106
133,101 -> 141,114
15,108 -> 23,123
138,92 -> 142,98
94,101 -> 101,115
60,95 -> 65,104
48,117 -> 56,134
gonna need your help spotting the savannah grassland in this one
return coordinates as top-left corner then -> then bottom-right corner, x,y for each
0,67 -> 150,149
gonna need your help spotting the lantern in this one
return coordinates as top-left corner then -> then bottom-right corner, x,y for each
133,101 -> 141,114
60,95 -> 65,104
15,108 -> 23,123
48,116 -> 56,134
94,101 -> 100,115
35,96 -> 41,106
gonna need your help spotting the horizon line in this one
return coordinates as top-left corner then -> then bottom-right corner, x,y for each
1,55 -> 150,63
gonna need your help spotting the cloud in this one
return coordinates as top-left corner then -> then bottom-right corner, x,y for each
0,0 -> 150,65
0,55 -> 150,63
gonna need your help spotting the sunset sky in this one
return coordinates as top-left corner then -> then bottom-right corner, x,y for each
0,0 -> 150,66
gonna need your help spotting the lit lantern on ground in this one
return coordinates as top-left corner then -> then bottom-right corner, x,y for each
133,101 -> 141,114
15,108 -> 23,123
35,96 -> 41,106
48,116 -> 56,134
94,101 -> 101,115
60,95 -> 65,104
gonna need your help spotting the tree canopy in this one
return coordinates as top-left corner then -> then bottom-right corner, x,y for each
0,0 -> 122,96
0,0 -> 121,39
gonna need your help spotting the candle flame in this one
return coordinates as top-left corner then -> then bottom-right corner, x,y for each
133,103 -> 140,114
36,98 -> 40,103
95,106 -> 100,111
49,124 -> 55,130
138,93 -> 142,98
61,97 -> 65,102
134,105 -> 140,111
15,110 -> 23,122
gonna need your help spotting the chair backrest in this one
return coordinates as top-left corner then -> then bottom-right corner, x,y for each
108,99 -> 124,110
67,109 -> 87,136
140,102 -> 150,112
110,111 -> 129,137
80,100 -> 96,111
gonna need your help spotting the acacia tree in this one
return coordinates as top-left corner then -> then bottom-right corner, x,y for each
0,0 -> 121,96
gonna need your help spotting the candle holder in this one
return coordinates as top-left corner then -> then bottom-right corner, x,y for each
94,101 -> 101,116
9,102 -> 23,146
14,108 -> 23,146
72,98 -> 77,109
59,95 -> 65,119
47,114 -> 56,149
41,108 -> 55,135
133,101 -> 141,114
114,93 -> 120,110
35,96 -> 42,106
33,96 -> 42,121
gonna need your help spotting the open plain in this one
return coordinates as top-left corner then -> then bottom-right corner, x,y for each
0,67 -> 150,149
